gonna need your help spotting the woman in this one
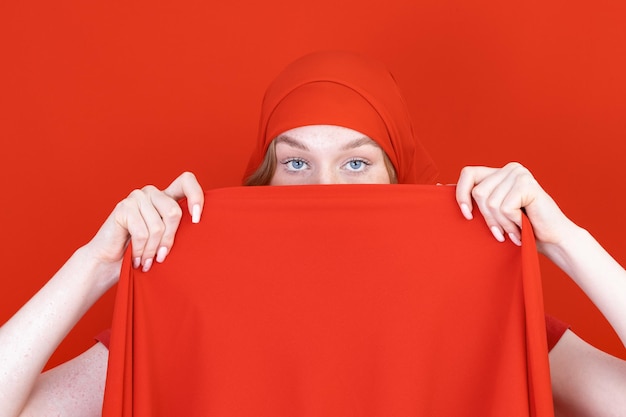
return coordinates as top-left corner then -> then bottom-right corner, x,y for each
1,51 -> 625,416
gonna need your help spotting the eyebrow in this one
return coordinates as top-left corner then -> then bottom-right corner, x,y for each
274,135 -> 309,151
274,134 -> 380,151
340,136 -> 380,151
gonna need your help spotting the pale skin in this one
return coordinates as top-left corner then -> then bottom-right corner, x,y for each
1,125 -> 625,416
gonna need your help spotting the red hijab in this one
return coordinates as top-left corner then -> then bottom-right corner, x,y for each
243,51 -> 438,184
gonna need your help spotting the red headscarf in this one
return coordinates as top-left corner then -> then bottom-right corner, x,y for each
243,51 -> 438,184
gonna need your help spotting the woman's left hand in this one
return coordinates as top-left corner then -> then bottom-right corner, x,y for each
455,162 -> 576,251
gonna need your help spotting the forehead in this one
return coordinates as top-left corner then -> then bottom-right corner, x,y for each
276,125 -> 381,149
279,125 -> 366,139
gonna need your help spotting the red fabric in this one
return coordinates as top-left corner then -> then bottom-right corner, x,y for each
103,185 -> 554,417
96,317 -> 569,351
545,314 -> 570,351
95,329 -> 111,348
243,51 -> 438,184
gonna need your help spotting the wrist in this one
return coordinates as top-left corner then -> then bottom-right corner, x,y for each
537,223 -> 589,264
74,244 -> 122,291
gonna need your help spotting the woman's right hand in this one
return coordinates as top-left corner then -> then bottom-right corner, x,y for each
86,171 -> 204,275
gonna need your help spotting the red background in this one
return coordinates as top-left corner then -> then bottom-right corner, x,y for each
1,0 -> 624,368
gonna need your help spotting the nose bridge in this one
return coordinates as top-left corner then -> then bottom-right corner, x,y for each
316,164 -> 341,184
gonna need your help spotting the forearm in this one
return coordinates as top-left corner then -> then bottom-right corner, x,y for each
540,225 -> 626,347
0,245 -> 119,417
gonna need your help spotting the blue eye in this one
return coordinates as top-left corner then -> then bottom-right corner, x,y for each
287,159 -> 307,170
348,160 -> 363,170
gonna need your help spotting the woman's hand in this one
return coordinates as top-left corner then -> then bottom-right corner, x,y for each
455,162 -> 576,251
0,172 -> 203,417
86,171 -> 204,274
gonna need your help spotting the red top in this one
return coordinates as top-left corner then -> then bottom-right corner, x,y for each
546,314 -> 569,350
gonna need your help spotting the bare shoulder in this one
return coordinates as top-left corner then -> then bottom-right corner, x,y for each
549,329 -> 626,417
19,342 -> 108,417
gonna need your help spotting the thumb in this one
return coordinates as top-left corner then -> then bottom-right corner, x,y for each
163,172 -> 205,223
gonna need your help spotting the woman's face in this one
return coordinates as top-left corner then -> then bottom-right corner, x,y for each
269,125 -> 392,185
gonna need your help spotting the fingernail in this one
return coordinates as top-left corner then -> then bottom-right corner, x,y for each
133,257 -> 141,269
192,204 -> 201,224
156,246 -> 168,263
460,203 -> 473,220
490,226 -> 505,242
142,258 -> 153,272
508,232 -> 522,246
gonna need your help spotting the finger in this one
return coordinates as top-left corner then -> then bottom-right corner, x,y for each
499,168 -> 541,245
469,171 -> 513,243
499,193 -> 524,246
455,166 -> 498,220
147,189 -> 183,264
133,186 -> 169,271
115,190 -> 152,269
163,172 -> 204,223
478,170 -> 525,245
125,209 -> 150,269
471,163 -> 532,246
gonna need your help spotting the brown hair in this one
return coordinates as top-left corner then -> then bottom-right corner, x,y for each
244,139 -> 398,186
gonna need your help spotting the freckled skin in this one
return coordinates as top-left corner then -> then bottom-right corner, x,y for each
270,125 -> 391,186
